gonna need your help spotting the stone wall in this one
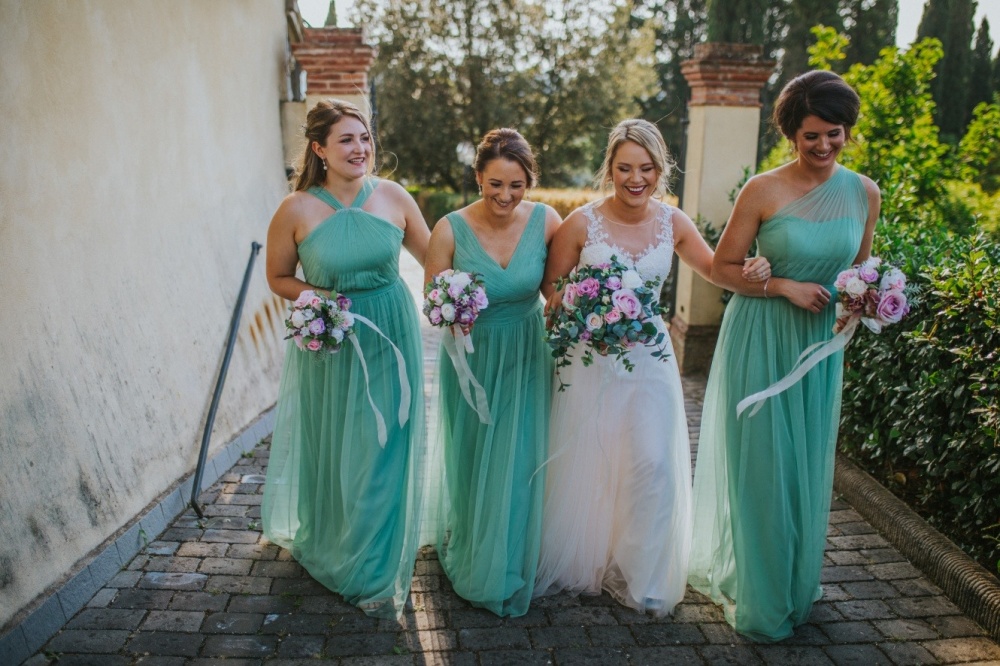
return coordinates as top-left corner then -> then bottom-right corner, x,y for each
0,0 -> 290,629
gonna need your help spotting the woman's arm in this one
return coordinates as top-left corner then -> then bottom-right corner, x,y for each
423,217 -> 456,285
266,195 -> 320,301
541,211 -> 587,305
852,176 -> 882,265
389,182 -> 432,267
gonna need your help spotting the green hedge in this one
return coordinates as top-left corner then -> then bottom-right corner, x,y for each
839,224 -> 1000,573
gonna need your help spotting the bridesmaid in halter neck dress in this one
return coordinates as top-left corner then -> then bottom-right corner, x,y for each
535,119 -> 771,616
425,129 -> 561,616
261,100 -> 430,618
689,71 -> 880,641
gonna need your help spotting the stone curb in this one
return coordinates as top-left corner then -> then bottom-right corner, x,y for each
0,407 -> 275,666
833,451 -> 1000,642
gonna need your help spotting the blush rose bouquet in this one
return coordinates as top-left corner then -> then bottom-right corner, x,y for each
833,257 -> 911,334
423,269 -> 489,352
285,289 -> 355,354
546,256 -> 668,391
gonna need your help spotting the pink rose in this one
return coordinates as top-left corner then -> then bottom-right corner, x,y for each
858,265 -> 879,284
605,276 -> 622,290
562,283 -> 578,310
604,308 -> 622,324
429,307 -> 443,325
294,290 -> 315,307
306,339 -> 323,351
577,277 -> 601,298
834,269 -> 856,290
427,288 -> 443,304
611,289 -> 642,319
473,288 -> 488,309
876,290 -> 908,324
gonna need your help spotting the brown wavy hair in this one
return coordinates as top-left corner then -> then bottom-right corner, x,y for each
293,99 -> 374,191
473,128 -> 539,187
772,70 -> 860,142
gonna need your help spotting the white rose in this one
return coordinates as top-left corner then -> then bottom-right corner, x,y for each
446,272 -> 472,291
844,276 -> 867,298
621,270 -> 643,290
441,303 -> 456,322
290,310 -> 306,327
330,328 -> 344,342
585,312 -> 604,331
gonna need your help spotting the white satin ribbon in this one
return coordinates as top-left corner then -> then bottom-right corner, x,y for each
736,315 -> 861,418
347,313 -> 411,447
442,325 -> 492,425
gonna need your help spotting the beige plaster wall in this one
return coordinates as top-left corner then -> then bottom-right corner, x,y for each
0,0 -> 290,627
676,105 -> 762,326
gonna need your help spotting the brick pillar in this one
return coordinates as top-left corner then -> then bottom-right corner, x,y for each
292,27 -> 377,108
669,43 -> 775,374
281,27 -> 377,174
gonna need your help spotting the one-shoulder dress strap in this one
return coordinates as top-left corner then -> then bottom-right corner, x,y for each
349,177 -> 379,209
306,185 -> 345,211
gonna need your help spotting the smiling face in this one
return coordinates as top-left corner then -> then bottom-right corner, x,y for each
792,114 -> 846,170
611,140 -> 659,205
312,116 -> 372,182
477,157 -> 529,218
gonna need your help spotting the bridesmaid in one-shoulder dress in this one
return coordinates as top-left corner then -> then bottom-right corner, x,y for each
689,71 -> 880,641
261,99 -> 430,618
424,129 -> 560,616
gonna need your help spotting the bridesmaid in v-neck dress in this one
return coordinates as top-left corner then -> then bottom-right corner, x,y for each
424,129 -> 561,616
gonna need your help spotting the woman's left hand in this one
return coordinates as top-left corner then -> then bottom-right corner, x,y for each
742,256 -> 771,282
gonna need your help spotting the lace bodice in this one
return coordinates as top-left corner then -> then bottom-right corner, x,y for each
579,199 -> 675,292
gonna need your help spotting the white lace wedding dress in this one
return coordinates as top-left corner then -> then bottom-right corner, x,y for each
534,199 -> 692,616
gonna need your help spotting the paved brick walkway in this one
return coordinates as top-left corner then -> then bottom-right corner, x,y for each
24,256 -> 1000,665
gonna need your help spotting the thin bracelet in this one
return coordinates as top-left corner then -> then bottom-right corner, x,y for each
763,278 -> 770,298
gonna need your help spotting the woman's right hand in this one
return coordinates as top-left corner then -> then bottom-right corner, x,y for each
781,280 -> 831,314
544,288 -> 564,319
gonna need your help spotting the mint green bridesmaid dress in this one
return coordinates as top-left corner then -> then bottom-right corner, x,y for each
689,166 -> 868,641
262,178 -> 424,618
433,203 -> 551,616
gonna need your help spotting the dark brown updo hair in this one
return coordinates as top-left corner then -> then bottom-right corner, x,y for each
473,128 -> 539,187
294,99 -> 374,191
772,70 -> 861,141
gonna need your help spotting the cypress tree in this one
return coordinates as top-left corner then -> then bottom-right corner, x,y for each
781,0 -> 843,83
324,0 -> 337,27
917,0 -> 976,141
967,18 -> 995,118
842,0 -> 899,68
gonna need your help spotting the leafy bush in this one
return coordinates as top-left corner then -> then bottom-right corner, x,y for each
839,230 -> 1000,571
528,188 -> 606,218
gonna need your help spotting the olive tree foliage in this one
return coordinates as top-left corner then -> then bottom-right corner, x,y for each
351,0 -> 656,188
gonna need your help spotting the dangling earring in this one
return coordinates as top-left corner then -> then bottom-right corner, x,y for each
322,158 -> 328,172
477,183 -> 482,195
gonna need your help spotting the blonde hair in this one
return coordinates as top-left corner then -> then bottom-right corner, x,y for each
594,119 -> 674,196
294,99 -> 374,191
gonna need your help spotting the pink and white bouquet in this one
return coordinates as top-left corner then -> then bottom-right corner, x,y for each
423,270 -> 489,352
833,257 -> 911,334
546,256 -> 667,391
285,289 -> 355,354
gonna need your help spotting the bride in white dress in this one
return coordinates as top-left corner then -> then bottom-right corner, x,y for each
534,119 -> 770,615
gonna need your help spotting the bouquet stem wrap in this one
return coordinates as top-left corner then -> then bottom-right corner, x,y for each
349,313 -> 412,447
736,316 -> 860,418
442,325 -> 492,425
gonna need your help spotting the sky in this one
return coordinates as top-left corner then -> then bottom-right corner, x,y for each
297,0 -> 1000,52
